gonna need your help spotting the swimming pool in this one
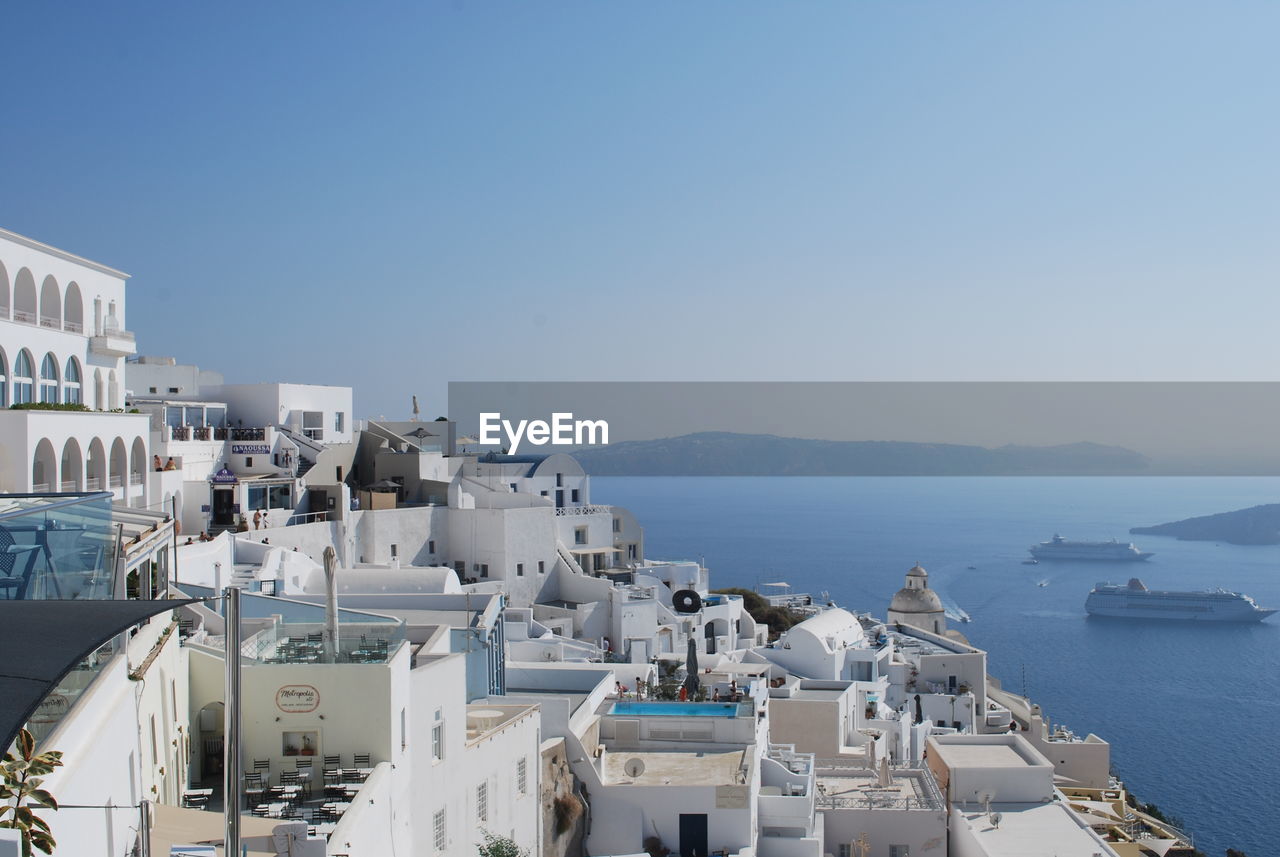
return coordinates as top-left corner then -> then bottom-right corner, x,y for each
609,701 -> 743,717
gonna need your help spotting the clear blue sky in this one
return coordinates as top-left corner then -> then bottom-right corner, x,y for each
3,2 -> 1277,419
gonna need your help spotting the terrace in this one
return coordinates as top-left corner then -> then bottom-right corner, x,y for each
815,759 -> 945,811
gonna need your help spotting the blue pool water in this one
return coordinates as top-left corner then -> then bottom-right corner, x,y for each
595,476 -> 1280,857
611,701 -> 743,717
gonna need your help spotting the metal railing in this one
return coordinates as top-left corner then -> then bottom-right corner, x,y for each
231,427 -> 266,441
555,505 -> 610,517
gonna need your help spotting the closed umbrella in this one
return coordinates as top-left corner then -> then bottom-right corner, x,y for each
683,637 -> 700,697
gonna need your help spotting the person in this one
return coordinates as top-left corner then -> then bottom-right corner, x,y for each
712,688 -> 720,702
184,537 -> 194,546
153,454 -> 162,472
262,537 -> 270,545
163,457 -> 178,471
252,509 -> 262,530
678,685 -> 688,702
198,531 -> 210,542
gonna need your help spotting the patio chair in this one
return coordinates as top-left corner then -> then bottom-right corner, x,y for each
353,753 -> 370,767
323,754 -> 341,770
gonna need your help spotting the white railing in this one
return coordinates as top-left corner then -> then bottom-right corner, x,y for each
13,309 -> 36,324
129,473 -> 143,486
33,482 -> 51,493
60,481 -> 77,492
64,320 -> 83,333
40,316 -> 61,329
108,475 -> 123,488
555,504 -> 610,517
85,477 -> 101,490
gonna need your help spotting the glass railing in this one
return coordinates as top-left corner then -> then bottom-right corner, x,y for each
0,492 -> 119,600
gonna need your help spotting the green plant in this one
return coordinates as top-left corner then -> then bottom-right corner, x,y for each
8,402 -> 90,412
0,728 -> 63,856
477,830 -> 528,857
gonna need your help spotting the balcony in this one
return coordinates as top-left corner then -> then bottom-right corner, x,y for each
12,309 -> 36,325
89,324 -> 136,357
555,504 -> 610,517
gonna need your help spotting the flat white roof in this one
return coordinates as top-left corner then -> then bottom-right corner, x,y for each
955,803 -> 1119,857
0,226 -> 130,278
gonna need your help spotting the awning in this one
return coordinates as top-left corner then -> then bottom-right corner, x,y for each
569,546 -> 622,554
761,582 -> 791,588
0,598 -> 201,752
112,504 -> 175,572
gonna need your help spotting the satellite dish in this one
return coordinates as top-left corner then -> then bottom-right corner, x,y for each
624,758 -> 646,778
988,812 -> 1002,829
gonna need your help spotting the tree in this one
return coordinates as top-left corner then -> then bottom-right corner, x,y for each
0,728 -> 63,856
477,830 -> 528,857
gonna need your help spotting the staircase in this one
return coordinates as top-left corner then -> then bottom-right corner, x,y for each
296,457 -> 315,478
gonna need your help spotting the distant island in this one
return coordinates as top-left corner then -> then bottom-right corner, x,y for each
1130,504 -> 1280,545
573,432 -> 1149,476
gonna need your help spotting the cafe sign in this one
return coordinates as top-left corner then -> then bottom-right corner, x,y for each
275,685 -> 320,713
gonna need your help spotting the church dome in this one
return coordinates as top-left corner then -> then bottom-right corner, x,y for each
889,587 -> 944,614
889,563 -> 944,615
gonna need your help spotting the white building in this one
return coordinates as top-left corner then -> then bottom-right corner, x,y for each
0,228 -> 154,508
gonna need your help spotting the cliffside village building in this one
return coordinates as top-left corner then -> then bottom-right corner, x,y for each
0,228 -> 1193,857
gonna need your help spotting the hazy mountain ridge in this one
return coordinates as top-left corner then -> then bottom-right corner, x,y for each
1130,503 -> 1280,545
573,432 -> 1150,476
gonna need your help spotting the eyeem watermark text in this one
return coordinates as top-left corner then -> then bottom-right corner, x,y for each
478,412 -> 609,454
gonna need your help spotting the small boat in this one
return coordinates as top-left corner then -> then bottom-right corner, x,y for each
1037,580 -> 1049,587
1022,559 -> 1039,565
967,565 -> 977,570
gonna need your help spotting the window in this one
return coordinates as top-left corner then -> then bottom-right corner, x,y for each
476,782 -> 488,822
0,350 -> 6,408
481,564 -> 489,578
268,483 -> 292,509
838,846 -> 851,857
574,527 -> 587,545
510,483 -> 517,493
13,351 -> 34,404
335,411 -> 345,433
148,386 -> 157,394
540,490 -> 548,497
428,540 -> 436,554
39,353 -> 58,403
149,715 -> 158,765
571,489 -> 580,503
391,544 -> 399,559
516,563 -> 523,577
432,708 -> 444,758
63,358 -> 81,404
401,708 -> 407,750
517,758 -> 528,795
889,847 -> 910,857
555,473 -> 563,487
538,560 -> 545,574
613,516 -> 621,533
167,386 -> 179,394
433,809 -> 446,851
245,457 -> 254,468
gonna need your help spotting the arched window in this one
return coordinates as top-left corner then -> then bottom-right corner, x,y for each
39,275 -> 61,329
0,348 -> 8,408
64,282 -> 84,333
39,353 -> 59,404
13,350 -> 34,404
64,357 -> 82,405
0,260 -> 10,319
13,269 -> 36,325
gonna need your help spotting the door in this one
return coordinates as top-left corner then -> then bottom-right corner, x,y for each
555,488 -> 565,509
678,813 -> 708,857
704,623 -> 717,655
212,489 -> 235,526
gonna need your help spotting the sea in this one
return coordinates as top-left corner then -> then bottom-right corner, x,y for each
593,476 -> 1280,857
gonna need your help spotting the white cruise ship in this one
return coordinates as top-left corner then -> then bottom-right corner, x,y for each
1086,578 -> 1277,622
1030,533 -> 1153,561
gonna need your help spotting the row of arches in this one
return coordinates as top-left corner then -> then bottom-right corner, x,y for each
0,259 -> 105,333
0,347 -> 118,409
31,435 -> 147,495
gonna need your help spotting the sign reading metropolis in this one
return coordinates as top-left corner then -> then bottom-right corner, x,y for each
275,685 -> 321,713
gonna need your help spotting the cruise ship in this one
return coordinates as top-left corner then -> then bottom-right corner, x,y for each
1086,578 -> 1277,622
1030,533 -> 1153,561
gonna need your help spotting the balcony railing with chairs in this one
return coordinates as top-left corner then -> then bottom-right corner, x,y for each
64,321 -> 83,333
13,309 -> 36,325
40,316 -> 61,329
168,425 -> 242,442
